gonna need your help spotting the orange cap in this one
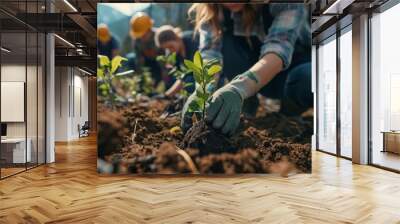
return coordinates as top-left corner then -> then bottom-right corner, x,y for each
98,24 -> 111,43
130,12 -> 153,39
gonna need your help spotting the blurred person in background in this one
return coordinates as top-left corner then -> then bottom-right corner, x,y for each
128,12 -> 166,87
97,23 -> 120,59
181,3 -> 312,135
154,25 -> 199,97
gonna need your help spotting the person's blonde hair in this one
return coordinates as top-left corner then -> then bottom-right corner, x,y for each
188,3 -> 259,39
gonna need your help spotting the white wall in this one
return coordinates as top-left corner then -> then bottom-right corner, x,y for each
1,65 -> 36,138
54,67 -> 89,141
55,66 -> 69,141
1,65 -> 26,142
1,63 -> 46,164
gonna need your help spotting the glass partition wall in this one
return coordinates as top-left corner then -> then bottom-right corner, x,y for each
0,1 -> 46,179
316,0 -> 400,172
316,25 -> 353,159
370,3 -> 400,171
339,27 -> 352,159
317,35 -> 337,155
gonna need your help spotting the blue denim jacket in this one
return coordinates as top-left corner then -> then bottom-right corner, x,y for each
199,4 -> 310,70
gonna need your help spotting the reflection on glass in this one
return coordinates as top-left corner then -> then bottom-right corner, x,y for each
1,31 -> 27,177
317,37 -> 337,154
0,0 -> 47,179
371,4 -> 400,171
340,29 -> 352,158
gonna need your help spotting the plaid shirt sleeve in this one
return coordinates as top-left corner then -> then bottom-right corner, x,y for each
260,5 -> 309,70
198,23 -> 223,63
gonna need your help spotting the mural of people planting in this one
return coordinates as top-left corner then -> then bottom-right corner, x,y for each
97,3 -> 313,175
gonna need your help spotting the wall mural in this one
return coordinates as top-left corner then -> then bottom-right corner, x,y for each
97,3 -> 313,175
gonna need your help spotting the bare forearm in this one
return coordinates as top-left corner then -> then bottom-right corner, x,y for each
249,53 -> 283,88
228,53 -> 283,100
165,80 -> 183,97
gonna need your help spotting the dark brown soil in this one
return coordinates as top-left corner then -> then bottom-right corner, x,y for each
98,98 -> 313,174
97,107 -> 128,159
180,120 -> 236,156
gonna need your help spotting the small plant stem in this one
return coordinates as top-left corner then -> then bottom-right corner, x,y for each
131,118 -> 139,144
201,69 -> 206,121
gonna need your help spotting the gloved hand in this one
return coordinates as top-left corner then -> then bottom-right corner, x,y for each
205,84 -> 243,136
180,91 -> 199,133
205,70 -> 260,136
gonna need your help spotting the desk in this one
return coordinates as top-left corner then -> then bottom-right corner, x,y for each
1,138 -> 31,163
382,131 -> 400,154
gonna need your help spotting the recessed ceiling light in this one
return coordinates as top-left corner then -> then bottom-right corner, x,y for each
323,0 -> 344,15
63,0 -> 78,12
54,34 -> 75,48
1,47 -> 11,53
78,67 -> 92,76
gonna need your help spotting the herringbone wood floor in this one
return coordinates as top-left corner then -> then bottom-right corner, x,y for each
1,135 -> 400,224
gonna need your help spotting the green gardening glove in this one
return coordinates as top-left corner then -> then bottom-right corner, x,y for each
205,70 -> 260,136
205,84 -> 243,136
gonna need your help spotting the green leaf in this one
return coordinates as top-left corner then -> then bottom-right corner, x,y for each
207,65 -> 222,76
204,74 -> 212,84
111,56 -> 127,74
97,68 -> 104,79
205,58 -> 219,66
195,97 -> 205,110
168,52 -> 176,65
168,67 -> 178,76
98,55 -> 110,67
156,55 -> 166,63
196,88 -> 209,101
193,51 -> 203,68
184,59 -> 201,76
188,99 -> 201,113
183,82 -> 193,88
193,72 -> 202,84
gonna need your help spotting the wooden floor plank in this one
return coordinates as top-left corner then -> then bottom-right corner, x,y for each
0,135 -> 399,223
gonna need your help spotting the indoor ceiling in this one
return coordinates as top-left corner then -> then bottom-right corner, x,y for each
0,0 -> 393,72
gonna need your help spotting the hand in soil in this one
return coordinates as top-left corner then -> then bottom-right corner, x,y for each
205,83 -> 243,136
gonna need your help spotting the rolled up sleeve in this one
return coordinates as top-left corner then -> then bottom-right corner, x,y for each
260,5 -> 308,70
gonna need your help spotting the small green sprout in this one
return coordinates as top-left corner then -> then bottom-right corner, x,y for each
97,55 -> 128,105
140,67 -> 155,96
184,51 -> 221,119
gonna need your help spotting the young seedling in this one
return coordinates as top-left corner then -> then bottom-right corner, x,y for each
140,67 -> 155,96
97,55 -> 138,106
184,51 -> 221,120
156,52 -> 177,70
